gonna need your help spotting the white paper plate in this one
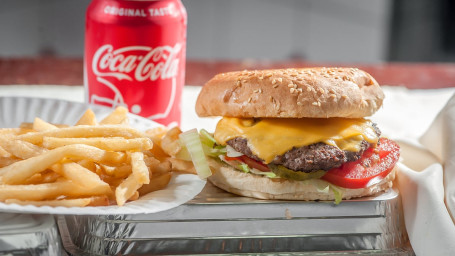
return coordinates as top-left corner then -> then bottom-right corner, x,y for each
0,96 -> 206,215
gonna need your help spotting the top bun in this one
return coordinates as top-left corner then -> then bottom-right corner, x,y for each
196,67 -> 384,118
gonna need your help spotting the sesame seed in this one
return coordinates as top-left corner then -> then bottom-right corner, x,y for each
307,87 -> 312,92
297,102 -> 303,106
318,102 -> 321,106
236,81 -> 241,86
288,83 -> 294,88
248,97 -> 252,103
290,88 -> 296,93
319,88 -> 325,94
272,79 -> 277,84
273,84 -> 279,88
265,73 -> 273,78
312,102 -> 318,106
253,89 -> 259,93
273,99 -> 280,110
258,76 -> 264,80
278,78 -> 283,83
341,95 -> 348,99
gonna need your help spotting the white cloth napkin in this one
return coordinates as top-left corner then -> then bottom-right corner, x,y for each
397,93 -> 455,255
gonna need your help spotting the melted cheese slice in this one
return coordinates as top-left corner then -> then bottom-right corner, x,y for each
214,117 -> 379,163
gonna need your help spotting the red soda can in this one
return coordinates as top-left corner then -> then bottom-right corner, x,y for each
84,0 -> 187,126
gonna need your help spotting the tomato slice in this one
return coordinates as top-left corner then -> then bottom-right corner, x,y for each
321,138 -> 400,189
224,155 -> 270,172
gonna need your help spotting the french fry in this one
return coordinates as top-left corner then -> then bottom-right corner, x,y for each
101,175 -> 124,188
0,138 -> 46,159
145,127 -> 167,145
115,173 -> 142,206
76,109 -> 98,126
156,161 -> 172,174
101,164 -> 132,178
144,156 -> 172,174
0,106 -> 198,208
42,137 -> 152,151
0,180 -> 111,201
33,117 -> 58,131
5,195 -> 110,207
20,171 -> 59,185
138,172 -> 172,196
160,126 -> 183,156
55,162 -> 111,189
147,142 -> 170,161
128,191 -> 140,201
23,173 -> 43,185
40,171 -> 60,184
0,157 -> 20,168
18,123 -> 33,130
77,159 -> 97,173
0,144 -> 126,184
0,145 -> 11,158
130,152 -> 150,184
167,157 -> 197,175
21,122 -> 67,129
18,125 -> 146,144
100,106 -> 129,125
87,195 -> 110,206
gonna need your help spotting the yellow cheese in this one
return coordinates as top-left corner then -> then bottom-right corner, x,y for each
214,117 -> 379,163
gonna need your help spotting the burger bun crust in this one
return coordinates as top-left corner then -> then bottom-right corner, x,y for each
196,67 -> 384,118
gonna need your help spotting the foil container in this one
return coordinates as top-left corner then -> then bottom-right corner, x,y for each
0,213 -> 62,255
59,184 -> 413,255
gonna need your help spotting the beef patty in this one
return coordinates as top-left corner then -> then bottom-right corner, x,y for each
226,123 -> 381,173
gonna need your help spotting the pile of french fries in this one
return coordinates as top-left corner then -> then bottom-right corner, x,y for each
0,106 -> 197,208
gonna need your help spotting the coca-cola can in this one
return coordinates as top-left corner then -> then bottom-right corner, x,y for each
84,0 -> 187,126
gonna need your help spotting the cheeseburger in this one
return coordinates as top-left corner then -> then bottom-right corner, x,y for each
195,67 -> 400,202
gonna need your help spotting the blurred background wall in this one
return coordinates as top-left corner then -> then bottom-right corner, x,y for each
0,0 -> 453,63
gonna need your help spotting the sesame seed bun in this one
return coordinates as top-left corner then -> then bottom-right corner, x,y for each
196,67 -> 384,118
207,157 -> 397,201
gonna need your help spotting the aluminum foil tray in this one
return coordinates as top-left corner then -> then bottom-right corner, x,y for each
59,183 -> 413,255
0,213 -> 62,255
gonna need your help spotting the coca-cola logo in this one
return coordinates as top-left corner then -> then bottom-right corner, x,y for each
92,44 -> 182,82
89,43 -> 182,123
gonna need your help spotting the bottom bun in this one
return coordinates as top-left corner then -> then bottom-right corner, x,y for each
207,158 -> 397,201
